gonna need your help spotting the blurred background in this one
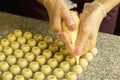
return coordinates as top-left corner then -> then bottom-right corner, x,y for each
0,0 -> 120,35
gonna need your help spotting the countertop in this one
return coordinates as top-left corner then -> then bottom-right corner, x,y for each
0,12 -> 120,80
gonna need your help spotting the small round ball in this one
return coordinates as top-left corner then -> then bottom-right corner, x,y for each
2,71 -> 13,80
33,72 -> 45,80
42,49 -> 52,59
27,39 -> 36,47
24,52 -> 35,62
10,41 -> 20,50
33,34 -> 43,42
72,65 -> 83,75
60,46 -> 69,56
21,44 -> 30,53
43,36 -> 53,45
0,61 -> 9,72
29,61 -> 39,72
31,46 -> 41,56
84,52 -> 94,62
9,65 -> 21,75
53,68 -> 64,79
55,39 -> 64,48
60,61 -> 70,72
17,58 -> 28,69
14,49 -> 24,59
48,43 -> 58,53
90,47 -> 98,56
54,52 -> 64,62
14,75 -> 25,80
79,58 -> 88,69
1,39 -> 9,47
21,68 -> 33,79
38,41 -> 47,51
14,29 -> 22,37
0,52 -> 6,61
3,47 -> 13,56
7,34 -> 16,42
36,55 -> 46,65
0,45 -> 3,51
66,72 -> 77,80
17,37 -> 26,44
41,65 -> 51,76
6,55 -> 16,65
47,58 -> 58,69
66,55 -> 76,66
47,75 -> 57,80
23,32 -> 32,40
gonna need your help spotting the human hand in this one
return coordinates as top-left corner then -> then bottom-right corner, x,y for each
73,2 -> 106,55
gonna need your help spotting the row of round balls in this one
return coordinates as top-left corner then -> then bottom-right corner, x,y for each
0,30 -> 98,80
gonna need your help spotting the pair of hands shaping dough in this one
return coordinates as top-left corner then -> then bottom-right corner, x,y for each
43,0 -> 105,55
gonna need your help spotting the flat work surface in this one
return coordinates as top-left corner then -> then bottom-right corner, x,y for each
0,12 -> 120,80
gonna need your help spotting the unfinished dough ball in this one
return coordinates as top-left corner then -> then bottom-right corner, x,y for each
53,68 -> 64,79
24,52 -> 35,62
2,71 -> 13,80
7,34 -> 16,42
33,72 -> 45,80
84,52 -> 93,62
31,46 -> 41,56
10,41 -> 20,50
21,44 -> 30,53
44,36 -> 53,45
42,49 -> 52,60
21,68 -> 33,79
36,55 -> 46,65
14,49 -> 24,59
79,58 -> 88,69
27,39 -> 36,47
66,55 -> 76,66
23,32 -> 32,40
55,39 -> 64,48
17,58 -> 28,69
48,43 -> 58,53
72,65 -> 83,75
47,58 -> 58,69
38,41 -> 47,51
60,61 -> 70,72
17,37 -> 26,44
60,46 -> 69,56
66,72 -> 77,80
14,75 -> 25,80
3,47 -> 13,56
6,55 -> 16,65
54,52 -> 64,62
41,65 -> 51,76
33,34 -> 43,42
0,52 -> 6,61
90,47 -> 98,56
1,39 -> 9,47
0,61 -> 9,72
9,65 -> 21,75
29,61 -> 39,72
47,75 -> 57,80
14,29 -> 23,37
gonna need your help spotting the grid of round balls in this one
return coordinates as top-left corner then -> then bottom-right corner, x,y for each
0,30 -> 98,80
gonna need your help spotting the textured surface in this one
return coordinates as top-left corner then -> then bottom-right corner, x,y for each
0,12 -> 120,80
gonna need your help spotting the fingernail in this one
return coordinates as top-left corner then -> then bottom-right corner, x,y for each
75,47 -> 81,55
69,25 -> 76,30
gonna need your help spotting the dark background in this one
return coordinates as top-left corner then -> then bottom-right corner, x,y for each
0,0 -> 120,35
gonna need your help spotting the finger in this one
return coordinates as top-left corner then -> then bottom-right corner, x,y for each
50,16 -> 62,33
57,32 -> 74,54
62,9 -> 76,30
